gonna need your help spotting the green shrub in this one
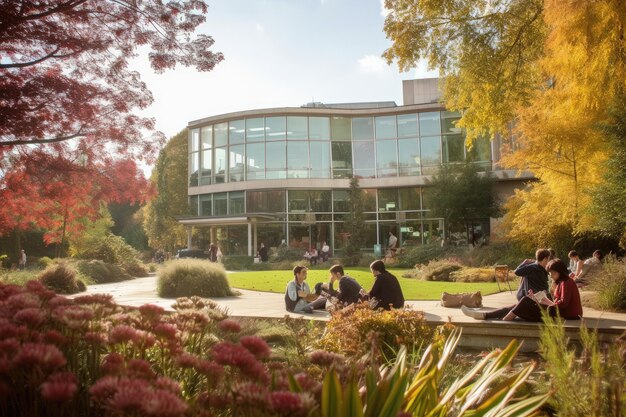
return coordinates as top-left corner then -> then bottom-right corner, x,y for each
147,262 -> 158,272
123,262 -> 149,277
38,263 -> 85,294
270,246 -> 304,262
76,260 -> 132,283
318,303 -> 435,359
71,233 -> 146,276
396,243 -> 462,267
158,259 -> 233,298
403,258 -> 463,281
450,267 -> 495,282
590,255 -> 626,311
460,242 -> 526,267
37,256 -> 54,269
223,255 -> 254,271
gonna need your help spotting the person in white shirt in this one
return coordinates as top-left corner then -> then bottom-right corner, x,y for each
388,232 -> 398,257
321,241 -> 330,262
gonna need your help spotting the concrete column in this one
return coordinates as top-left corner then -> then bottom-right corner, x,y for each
210,227 -> 215,245
187,226 -> 193,249
247,222 -> 252,256
253,223 -> 258,255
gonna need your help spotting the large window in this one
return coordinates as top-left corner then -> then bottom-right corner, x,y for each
331,117 -> 351,141
287,116 -> 307,140
398,138 -> 420,176
247,190 -> 286,213
375,116 -> 397,139
246,118 -> 265,142
287,141 -> 309,178
420,136 -> 441,171
443,135 -> 465,163
398,113 -> 418,138
331,142 -> 352,178
419,112 -> 441,136
441,111 -> 462,135
467,136 -> 491,163
266,140 -> 286,179
333,190 -> 349,212
214,122 -> 228,147
399,188 -> 420,211
229,144 -> 245,182
309,117 -> 330,140
213,193 -> 228,216
189,195 -> 199,216
200,194 -> 212,216
352,141 -> 375,178
378,189 -> 398,212
229,119 -> 245,145
189,129 -> 200,187
310,141 -> 330,178
214,147 -> 227,183
246,143 -> 265,180
266,116 -> 286,140
229,191 -> 245,215
376,139 -> 397,177
352,117 -> 374,140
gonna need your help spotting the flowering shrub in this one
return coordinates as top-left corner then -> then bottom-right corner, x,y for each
37,262 -> 86,294
158,259 -> 233,298
317,303 -> 436,360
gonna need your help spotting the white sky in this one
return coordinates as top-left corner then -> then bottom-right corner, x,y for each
134,0 -> 438,142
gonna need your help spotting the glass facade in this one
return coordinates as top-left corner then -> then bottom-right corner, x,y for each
186,109 -> 495,255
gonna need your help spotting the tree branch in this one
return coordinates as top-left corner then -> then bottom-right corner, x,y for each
2,128 -> 88,147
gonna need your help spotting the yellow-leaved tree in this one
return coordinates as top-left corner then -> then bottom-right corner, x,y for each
383,0 -> 626,249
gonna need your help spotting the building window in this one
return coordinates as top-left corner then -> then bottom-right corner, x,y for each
398,138 -> 420,176
229,144 -> 245,182
419,112 -> 441,137
266,140 -> 287,179
352,117 -> 374,141
287,141 -> 309,178
441,111 -> 462,135
189,195 -> 199,216
309,117 -> 330,140
375,115 -> 397,140
229,191 -> 245,215
398,113 -> 418,138
214,122 -> 228,147
378,188 -> 398,212
246,142 -> 265,180
266,116 -> 286,140
330,117 -> 351,141
246,118 -> 265,142
443,134 -> 465,163
229,119 -> 245,145
376,139 -> 398,177
399,188 -> 420,211
287,116 -> 308,140
189,129 -> 200,187
214,193 -> 228,216
200,126 -> 212,185
420,136 -> 441,172
310,141 -> 331,178
331,142 -> 352,178
214,147 -> 227,183
200,194 -> 212,216
333,190 -> 349,213
352,141 -> 375,178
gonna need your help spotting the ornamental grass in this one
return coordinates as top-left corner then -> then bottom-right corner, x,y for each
0,279 -> 550,417
158,259 -> 233,298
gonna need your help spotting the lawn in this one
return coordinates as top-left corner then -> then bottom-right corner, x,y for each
227,267 -> 502,300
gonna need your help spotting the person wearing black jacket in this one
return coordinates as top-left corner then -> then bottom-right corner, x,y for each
514,248 -> 551,301
367,260 -> 404,310
323,264 -> 364,306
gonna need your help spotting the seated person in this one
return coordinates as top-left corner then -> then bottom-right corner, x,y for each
568,250 -> 583,278
321,241 -> 330,262
322,264 -> 364,309
284,266 -> 314,314
309,248 -> 319,265
462,258 -> 582,322
575,249 -> 603,286
303,251 -> 311,261
367,260 -> 404,310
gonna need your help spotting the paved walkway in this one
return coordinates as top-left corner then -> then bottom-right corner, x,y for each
76,276 -> 626,333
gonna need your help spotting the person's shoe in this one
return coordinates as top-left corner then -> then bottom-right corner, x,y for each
461,305 -> 486,320
302,306 -> 313,314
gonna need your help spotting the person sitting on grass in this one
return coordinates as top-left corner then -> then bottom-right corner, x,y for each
321,264 -> 364,310
462,258 -> 582,322
284,265 -> 315,314
366,260 -> 404,310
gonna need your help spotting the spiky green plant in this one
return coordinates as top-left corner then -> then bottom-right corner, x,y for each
310,329 -> 548,417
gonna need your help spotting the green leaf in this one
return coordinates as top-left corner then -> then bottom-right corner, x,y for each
321,368 -> 343,417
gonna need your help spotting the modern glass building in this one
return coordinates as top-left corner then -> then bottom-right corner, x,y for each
180,79 -> 531,256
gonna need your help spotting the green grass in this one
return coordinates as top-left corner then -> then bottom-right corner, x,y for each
227,267 -> 502,300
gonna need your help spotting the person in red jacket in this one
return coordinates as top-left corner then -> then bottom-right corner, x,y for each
462,258 -> 582,321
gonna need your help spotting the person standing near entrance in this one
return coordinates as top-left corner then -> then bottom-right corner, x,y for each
18,249 -> 27,270
258,243 -> 268,262
321,241 -> 330,262
388,231 -> 398,257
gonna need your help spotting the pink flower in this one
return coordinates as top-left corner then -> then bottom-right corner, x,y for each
25,280 -> 56,300
73,293 -> 115,306
194,360 -> 223,379
154,377 -> 181,394
47,295 -> 71,309
13,307 -> 46,327
218,319 -> 241,333
40,372 -> 77,403
175,353 -> 199,369
109,325 -> 137,344
0,320 -> 26,340
212,342 -> 269,382
100,353 -> 125,374
0,284 -> 22,301
139,304 -> 165,321
7,293 -> 41,310
89,375 -> 119,402
309,350 -> 345,367
52,305 -> 94,329
153,323 -> 178,340
140,389 -> 188,417
43,330 -> 67,346
239,336 -> 271,359
233,382 -> 269,408
108,378 -> 149,414
15,343 -> 67,371
268,391 -> 304,415
128,359 -> 155,379
84,331 -> 107,345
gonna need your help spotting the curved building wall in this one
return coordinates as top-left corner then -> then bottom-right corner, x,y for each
184,104 -> 520,256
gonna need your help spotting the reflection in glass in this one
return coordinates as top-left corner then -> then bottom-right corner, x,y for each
229,191 -> 245,215
444,134 -> 465,163
399,188 -> 420,210
309,117 -> 330,140
247,190 -> 286,213
287,116 -> 308,140
189,151 -> 199,187
214,122 -> 228,147
200,194 -> 212,216
375,116 -> 396,139
201,126 -> 212,149
420,136 -> 441,166
398,138 -> 420,176
229,119 -> 245,145
287,141 -> 309,178
246,118 -> 265,142
352,117 -> 374,140
332,142 -> 352,178
353,141 -> 375,178
397,113 -> 418,138
376,139 -> 397,177
214,147 -> 227,183
246,143 -> 265,180
310,141 -> 330,178
229,144 -> 245,182
441,111 -> 462,134
330,117 -> 351,141
378,188 -> 398,212
213,193 -> 228,216
333,190 -> 349,212
310,190 -> 332,212
200,149 -> 212,185
288,190 -> 308,212
266,116 -> 286,140
189,195 -> 199,216
190,129 -> 200,152
363,189 -> 377,211
266,141 -> 286,170
467,136 -> 491,162
419,112 -> 441,137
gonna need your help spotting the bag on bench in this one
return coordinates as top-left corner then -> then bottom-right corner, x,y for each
441,291 -> 482,308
